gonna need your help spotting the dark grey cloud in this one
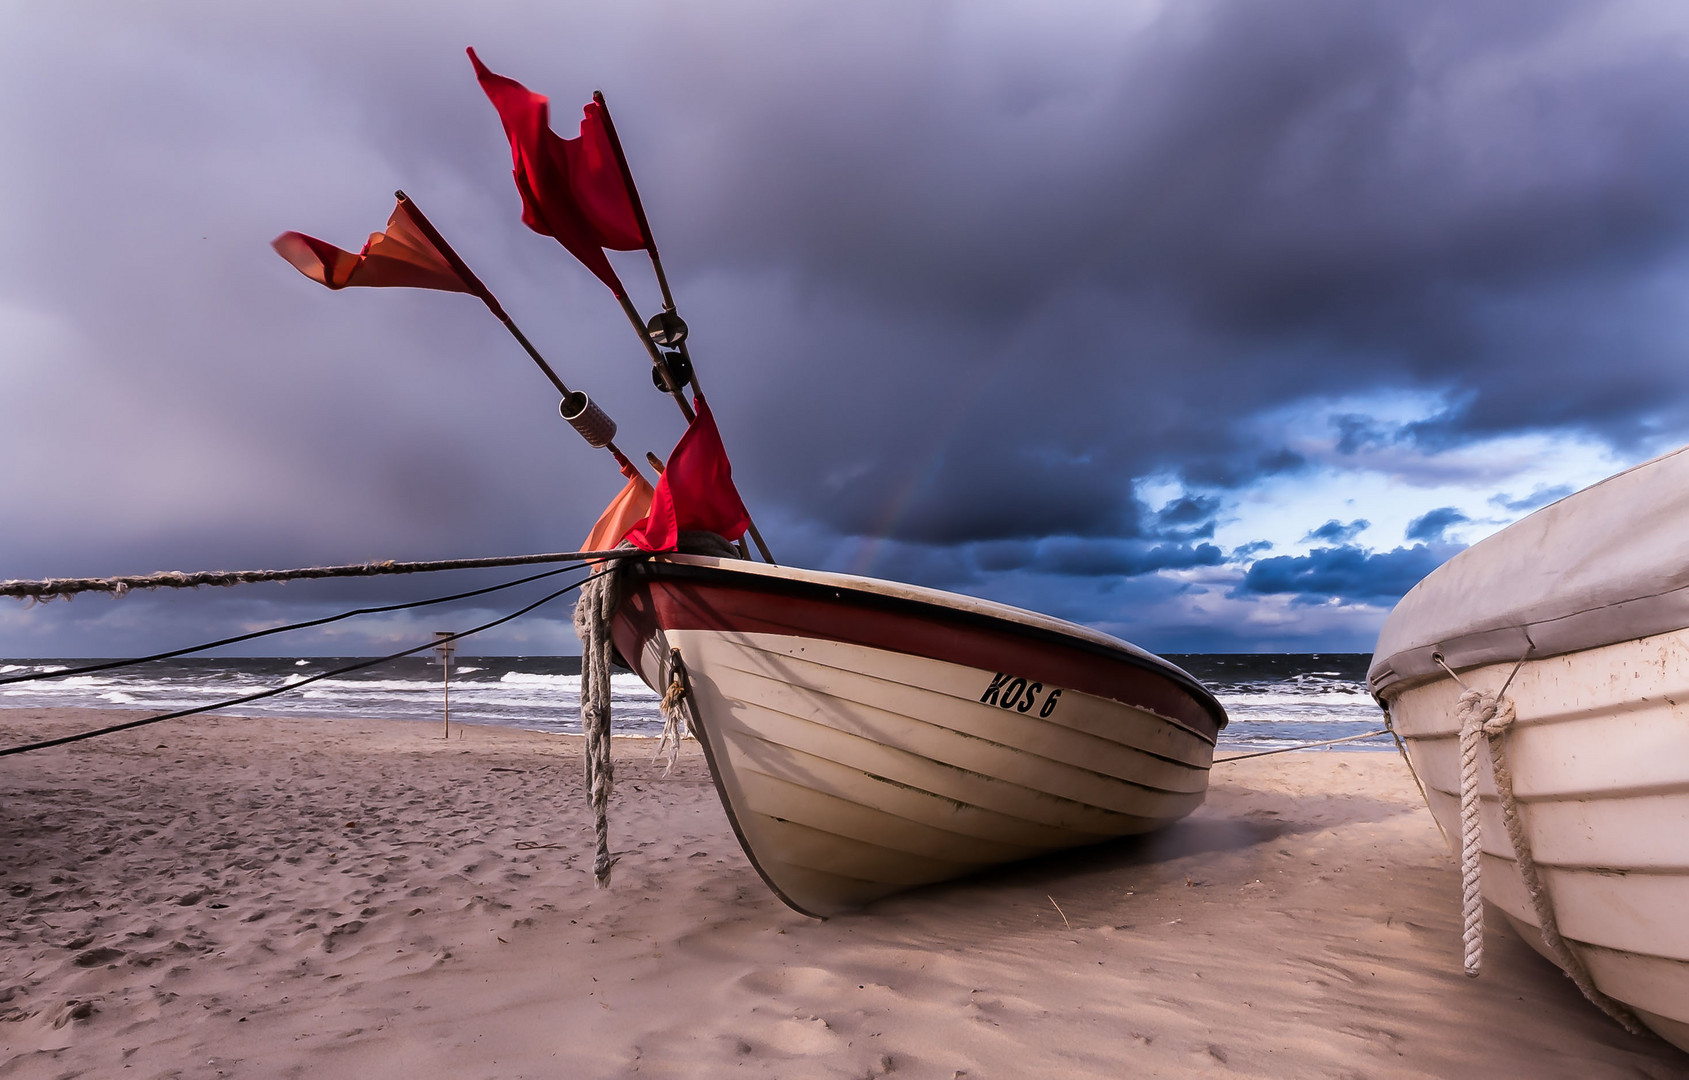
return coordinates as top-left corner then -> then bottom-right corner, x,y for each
1489,484 -> 1575,513
1303,519 -> 1370,544
1237,543 -> 1463,604
3,2 -> 1687,654
1405,507 -> 1471,543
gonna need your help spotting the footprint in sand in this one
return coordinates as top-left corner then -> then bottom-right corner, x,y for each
758,1015 -> 845,1056
736,966 -> 845,997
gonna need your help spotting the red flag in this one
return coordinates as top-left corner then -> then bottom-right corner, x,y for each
273,198 -> 472,293
582,463 -> 655,555
469,48 -> 647,297
625,395 -> 751,552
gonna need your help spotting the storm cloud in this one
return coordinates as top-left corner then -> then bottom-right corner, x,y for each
4,2 -> 1687,655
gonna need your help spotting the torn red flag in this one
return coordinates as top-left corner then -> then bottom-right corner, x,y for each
272,198 -> 472,293
582,463 -> 656,556
468,48 -> 647,297
624,394 -> 751,552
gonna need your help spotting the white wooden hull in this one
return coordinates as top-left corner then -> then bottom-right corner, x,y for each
610,555 -> 1225,916
1382,628 -> 1689,1050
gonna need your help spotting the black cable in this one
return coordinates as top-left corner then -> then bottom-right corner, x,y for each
0,561 -> 595,687
0,573 -> 591,758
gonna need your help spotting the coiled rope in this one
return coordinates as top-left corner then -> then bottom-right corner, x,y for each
1435,655 -> 1647,1035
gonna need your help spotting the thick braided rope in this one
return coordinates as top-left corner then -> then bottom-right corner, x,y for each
573,566 -> 621,887
1455,688 -> 1491,977
1480,700 -> 1649,1035
1,549 -> 635,601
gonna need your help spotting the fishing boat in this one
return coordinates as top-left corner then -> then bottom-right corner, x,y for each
1369,444 -> 1689,1050
609,552 -> 1228,916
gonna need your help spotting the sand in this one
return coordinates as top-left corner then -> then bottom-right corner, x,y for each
1,708 -> 1684,1079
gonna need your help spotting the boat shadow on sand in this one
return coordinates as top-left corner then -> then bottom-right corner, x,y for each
860,781 -> 1419,916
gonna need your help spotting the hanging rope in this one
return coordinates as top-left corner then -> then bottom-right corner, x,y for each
655,647 -> 692,775
573,563 -> 622,888
0,548 -> 641,602
1435,656 -> 1648,1034
1455,686 -> 1505,976
569,532 -> 738,887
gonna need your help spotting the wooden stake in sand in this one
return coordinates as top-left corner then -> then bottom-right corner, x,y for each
431,632 -> 456,739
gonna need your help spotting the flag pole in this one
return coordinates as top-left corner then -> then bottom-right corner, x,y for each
593,91 -> 676,313
394,191 -> 646,479
592,94 -> 777,565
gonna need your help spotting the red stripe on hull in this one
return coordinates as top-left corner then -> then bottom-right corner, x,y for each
611,561 -> 1223,743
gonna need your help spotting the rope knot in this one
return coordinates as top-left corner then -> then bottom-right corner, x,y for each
654,648 -> 691,775
1455,688 -> 1516,737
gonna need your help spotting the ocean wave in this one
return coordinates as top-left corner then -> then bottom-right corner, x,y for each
498,671 -> 578,687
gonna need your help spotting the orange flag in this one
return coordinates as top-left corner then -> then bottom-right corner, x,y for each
273,198 -> 473,293
583,464 -> 656,555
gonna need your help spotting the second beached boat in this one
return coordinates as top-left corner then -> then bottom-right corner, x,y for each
1370,444 -> 1689,1051
609,553 -> 1228,916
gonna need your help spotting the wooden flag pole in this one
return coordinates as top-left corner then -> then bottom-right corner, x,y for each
591,95 -> 777,565
394,190 -> 648,480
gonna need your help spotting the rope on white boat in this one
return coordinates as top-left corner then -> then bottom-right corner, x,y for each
574,566 -> 622,888
1453,684 -> 1510,976
1437,656 -> 1648,1035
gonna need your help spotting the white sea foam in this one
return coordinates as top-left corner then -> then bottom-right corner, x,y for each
498,671 -> 577,687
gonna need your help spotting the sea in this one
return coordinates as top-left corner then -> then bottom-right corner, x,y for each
0,653 -> 1386,753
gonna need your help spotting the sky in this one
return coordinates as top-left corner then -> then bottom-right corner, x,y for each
4,0 -> 1689,657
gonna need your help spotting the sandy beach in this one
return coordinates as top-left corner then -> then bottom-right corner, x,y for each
1,708 -> 1683,1079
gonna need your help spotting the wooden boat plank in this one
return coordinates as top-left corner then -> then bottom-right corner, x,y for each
697,630 -> 1216,767
728,766 -> 1054,864
690,653 -> 1210,819
687,633 -> 1211,795
716,724 -> 1177,848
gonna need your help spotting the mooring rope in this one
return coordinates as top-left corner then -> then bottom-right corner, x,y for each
1211,728 -> 1390,763
0,548 -> 641,602
1434,654 -> 1648,1034
0,563 -> 591,687
0,575 -> 590,758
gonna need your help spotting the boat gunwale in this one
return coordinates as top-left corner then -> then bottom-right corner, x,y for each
619,554 -> 1228,742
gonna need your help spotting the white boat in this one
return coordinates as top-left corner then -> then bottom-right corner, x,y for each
609,553 -> 1227,916
1369,444 -> 1689,1051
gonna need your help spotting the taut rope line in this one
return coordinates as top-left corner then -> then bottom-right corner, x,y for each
0,575 -> 590,759
0,548 -> 643,602
1211,728 -> 1389,763
0,563 -> 591,687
